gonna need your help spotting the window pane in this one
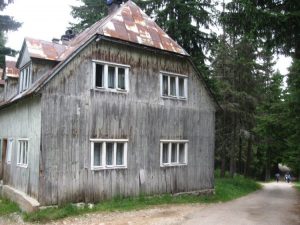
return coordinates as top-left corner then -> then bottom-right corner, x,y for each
106,143 -> 114,165
170,76 -> 176,96
116,143 -> 124,165
18,142 -> 22,164
179,143 -> 185,163
94,143 -> 102,166
171,143 -> 177,163
179,78 -> 185,97
95,64 -> 104,88
162,143 -> 169,163
108,66 -> 115,88
118,68 -> 125,90
162,75 -> 168,96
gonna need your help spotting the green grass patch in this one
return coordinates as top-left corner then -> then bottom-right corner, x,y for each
23,174 -> 261,223
294,182 -> 300,192
0,198 -> 20,216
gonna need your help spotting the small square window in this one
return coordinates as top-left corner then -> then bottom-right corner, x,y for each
17,139 -> 28,167
160,141 -> 188,167
91,139 -> 128,170
160,73 -> 187,99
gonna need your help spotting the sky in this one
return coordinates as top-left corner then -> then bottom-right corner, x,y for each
2,0 -> 292,75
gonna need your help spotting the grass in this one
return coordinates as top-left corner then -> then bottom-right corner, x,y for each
295,182 -> 300,192
23,173 -> 261,223
0,198 -> 20,216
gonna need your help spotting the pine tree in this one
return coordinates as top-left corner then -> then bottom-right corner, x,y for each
0,0 -> 21,69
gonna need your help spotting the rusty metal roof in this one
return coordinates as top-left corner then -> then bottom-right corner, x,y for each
5,57 -> 19,78
68,1 -> 188,56
25,37 -> 68,61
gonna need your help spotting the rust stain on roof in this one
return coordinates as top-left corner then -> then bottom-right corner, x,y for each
68,1 -> 188,56
5,58 -> 19,78
26,37 -> 68,61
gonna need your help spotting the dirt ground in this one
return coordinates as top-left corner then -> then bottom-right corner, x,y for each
1,182 -> 299,225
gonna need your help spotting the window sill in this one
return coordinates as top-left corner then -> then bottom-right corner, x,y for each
161,96 -> 187,101
91,166 -> 127,171
92,88 -> 129,94
17,164 -> 28,168
160,163 -> 187,168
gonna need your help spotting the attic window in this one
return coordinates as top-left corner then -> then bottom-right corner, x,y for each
19,64 -> 32,93
93,60 -> 129,92
160,72 -> 188,99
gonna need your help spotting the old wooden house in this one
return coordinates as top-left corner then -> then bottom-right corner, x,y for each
0,1 -> 217,211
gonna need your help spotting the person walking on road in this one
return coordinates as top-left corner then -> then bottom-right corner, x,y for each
275,173 -> 280,182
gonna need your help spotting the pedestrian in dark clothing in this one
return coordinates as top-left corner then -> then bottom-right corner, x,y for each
275,173 -> 280,182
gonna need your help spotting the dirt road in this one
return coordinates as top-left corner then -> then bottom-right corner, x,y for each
1,182 -> 299,225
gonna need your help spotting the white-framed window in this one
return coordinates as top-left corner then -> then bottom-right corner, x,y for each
160,140 -> 188,167
6,138 -> 13,164
160,72 -> 188,99
90,139 -> 128,170
93,60 -> 130,92
17,139 -> 28,168
19,63 -> 32,93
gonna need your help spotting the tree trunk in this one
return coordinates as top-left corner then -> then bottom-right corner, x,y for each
221,152 -> 226,177
238,136 -> 242,174
230,116 -> 237,177
265,147 -> 271,181
244,136 -> 252,177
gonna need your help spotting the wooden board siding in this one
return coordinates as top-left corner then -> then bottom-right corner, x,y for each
0,96 -> 41,199
39,40 -> 215,205
4,78 -> 18,101
32,59 -> 58,84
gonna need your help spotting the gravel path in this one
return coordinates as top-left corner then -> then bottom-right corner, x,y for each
1,182 -> 299,225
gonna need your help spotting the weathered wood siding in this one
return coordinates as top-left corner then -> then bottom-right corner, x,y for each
0,96 -> 41,199
0,85 -> 4,102
32,59 -> 58,84
39,40 -> 216,205
4,78 -> 18,101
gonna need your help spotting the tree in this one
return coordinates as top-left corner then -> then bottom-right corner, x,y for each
0,0 -> 21,69
136,0 -> 216,73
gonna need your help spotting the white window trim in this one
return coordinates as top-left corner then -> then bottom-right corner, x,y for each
6,138 -> 13,164
160,140 -> 188,167
160,71 -> 188,100
17,138 -> 29,168
19,63 -> 32,93
90,139 -> 128,170
92,60 -> 130,93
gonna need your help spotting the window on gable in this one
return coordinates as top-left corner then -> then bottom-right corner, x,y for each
161,72 -> 188,99
91,139 -> 128,170
94,61 -> 129,92
160,140 -> 188,167
17,139 -> 28,167
19,64 -> 32,93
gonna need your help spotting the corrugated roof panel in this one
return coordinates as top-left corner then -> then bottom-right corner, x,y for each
5,58 -> 19,78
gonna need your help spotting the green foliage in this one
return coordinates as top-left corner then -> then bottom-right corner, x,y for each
69,0 -> 108,33
23,175 -> 260,223
136,0 -> 216,73
0,0 -> 21,69
295,182 -> 300,192
0,198 -> 20,216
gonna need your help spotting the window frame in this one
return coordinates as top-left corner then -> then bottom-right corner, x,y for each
17,138 -> 29,168
160,71 -> 188,100
19,63 -> 32,93
92,60 -> 130,93
6,138 -> 13,164
160,140 -> 188,167
90,139 -> 128,170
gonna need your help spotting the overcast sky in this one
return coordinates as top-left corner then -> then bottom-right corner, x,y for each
2,0 -> 292,75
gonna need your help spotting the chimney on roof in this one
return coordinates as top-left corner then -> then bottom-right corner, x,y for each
107,0 -> 123,14
52,38 -> 60,44
61,29 -> 75,45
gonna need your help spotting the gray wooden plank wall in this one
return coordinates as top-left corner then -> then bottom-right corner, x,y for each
39,40 -> 216,205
